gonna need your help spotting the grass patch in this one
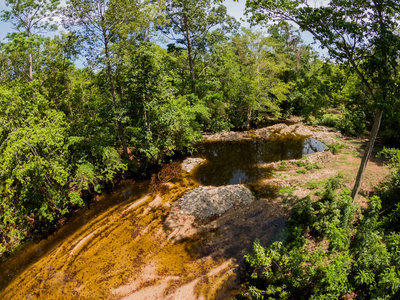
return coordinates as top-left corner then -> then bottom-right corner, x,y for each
303,179 -> 327,189
327,142 -> 346,155
280,186 -> 297,196
279,160 -> 287,169
305,162 -> 322,170
296,169 -> 307,174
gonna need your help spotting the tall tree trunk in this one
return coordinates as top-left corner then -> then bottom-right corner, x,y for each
143,93 -> 150,130
183,16 -> 196,93
28,53 -> 33,81
28,30 -> 33,81
104,40 -> 129,158
351,108 -> 383,200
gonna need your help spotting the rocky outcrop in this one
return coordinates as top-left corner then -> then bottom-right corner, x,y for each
202,123 -> 313,142
169,185 -> 254,220
203,130 -> 254,142
256,123 -> 313,138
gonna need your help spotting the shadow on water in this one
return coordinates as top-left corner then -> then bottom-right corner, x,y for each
193,137 -> 328,186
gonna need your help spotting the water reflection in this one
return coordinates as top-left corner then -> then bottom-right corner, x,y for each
193,137 -> 327,186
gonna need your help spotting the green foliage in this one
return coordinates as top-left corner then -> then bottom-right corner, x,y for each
305,162 -> 321,170
378,148 -> 400,195
0,83 -> 75,250
336,109 -> 366,136
239,169 -> 400,299
317,113 -> 341,128
208,27 -> 297,128
327,143 -> 345,155
279,186 -> 297,196
317,110 -> 366,136
295,169 -> 306,174
161,0 -> 239,93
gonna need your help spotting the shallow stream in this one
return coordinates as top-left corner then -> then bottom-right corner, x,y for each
0,132 -> 327,299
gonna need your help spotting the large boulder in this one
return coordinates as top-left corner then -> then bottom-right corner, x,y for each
177,185 -> 254,219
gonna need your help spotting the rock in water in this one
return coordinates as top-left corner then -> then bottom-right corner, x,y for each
178,185 -> 254,219
181,157 -> 206,173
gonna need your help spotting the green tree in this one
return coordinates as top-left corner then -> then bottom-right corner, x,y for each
115,42 -> 206,163
160,0 -> 238,92
246,0 -> 400,200
0,82 -> 77,250
208,28 -> 293,128
0,0 -> 60,81
62,0 -> 160,158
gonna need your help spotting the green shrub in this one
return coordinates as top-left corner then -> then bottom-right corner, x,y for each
238,174 -> 400,299
327,142 -> 346,155
305,162 -> 322,170
336,109 -> 366,136
318,113 -> 341,128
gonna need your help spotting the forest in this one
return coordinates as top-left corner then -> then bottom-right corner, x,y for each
1,0 -> 400,299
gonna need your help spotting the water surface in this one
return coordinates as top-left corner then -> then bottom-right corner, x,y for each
193,137 -> 327,186
0,132 -> 327,299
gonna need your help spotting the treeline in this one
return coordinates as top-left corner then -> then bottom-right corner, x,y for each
0,0 -> 398,257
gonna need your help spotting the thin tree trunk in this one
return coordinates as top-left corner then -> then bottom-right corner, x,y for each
104,40 -> 129,158
28,30 -> 33,81
243,107 -> 252,129
183,16 -> 196,93
351,108 -> 383,200
143,93 -> 150,130
29,53 -> 33,81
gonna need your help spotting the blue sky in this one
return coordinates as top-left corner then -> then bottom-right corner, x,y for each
0,0 -> 324,57
0,1 -> 12,41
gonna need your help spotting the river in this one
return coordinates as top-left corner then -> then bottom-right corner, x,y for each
0,133 -> 326,299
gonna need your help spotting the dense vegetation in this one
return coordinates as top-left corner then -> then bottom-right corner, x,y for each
1,0 -> 400,297
239,167 -> 400,299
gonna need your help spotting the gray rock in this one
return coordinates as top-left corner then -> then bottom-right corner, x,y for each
181,158 -> 206,173
179,185 -> 254,219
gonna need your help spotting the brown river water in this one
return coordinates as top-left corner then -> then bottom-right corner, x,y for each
0,135 -> 326,299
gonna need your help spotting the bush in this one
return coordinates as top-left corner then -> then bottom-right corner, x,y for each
318,113 -> 341,128
327,142 -> 345,155
336,109 -> 366,136
316,110 -> 366,136
238,173 -> 400,300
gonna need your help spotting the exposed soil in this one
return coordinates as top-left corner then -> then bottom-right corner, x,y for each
0,123 -> 391,300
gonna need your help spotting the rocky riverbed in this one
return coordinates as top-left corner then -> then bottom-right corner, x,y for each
0,123 -> 390,300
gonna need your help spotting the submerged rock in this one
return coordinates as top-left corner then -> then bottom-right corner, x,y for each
181,157 -> 206,173
177,185 -> 254,219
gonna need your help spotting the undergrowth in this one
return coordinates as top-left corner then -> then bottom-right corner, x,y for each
237,170 -> 400,299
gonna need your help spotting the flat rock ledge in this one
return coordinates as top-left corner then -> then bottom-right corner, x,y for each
256,123 -> 313,138
203,123 -> 313,142
181,157 -> 206,173
258,151 -> 334,169
175,185 -> 255,219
